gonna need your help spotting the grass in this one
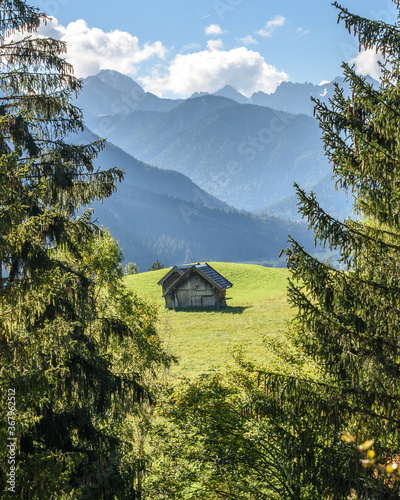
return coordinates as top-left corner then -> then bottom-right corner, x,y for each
124,262 -> 293,378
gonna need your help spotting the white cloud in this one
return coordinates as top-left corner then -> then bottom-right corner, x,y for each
256,15 -> 286,37
34,16 -> 288,98
139,47 -> 288,98
296,27 -> 310,37
239,35 -> 257,46
207,39 -> 224,51
38,17 -> 168,78
205,24 -> 224,36
318,80 -> 330,86
350,48 -> 383,80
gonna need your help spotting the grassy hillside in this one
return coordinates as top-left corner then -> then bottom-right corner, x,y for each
124,262 -> 292,377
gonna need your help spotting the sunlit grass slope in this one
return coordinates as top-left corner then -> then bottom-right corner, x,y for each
124,263 -> 292,377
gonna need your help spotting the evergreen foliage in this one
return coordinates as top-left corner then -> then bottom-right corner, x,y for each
279,2 -> 400,495
0,2 -> 171,498
125,262 -> 140,275
145,2 -> 400,498
148,260 -> 164,271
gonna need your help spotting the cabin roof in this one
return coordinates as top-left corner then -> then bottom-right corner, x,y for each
180,263 -> 233,289
158,263 -> 233,296
157,266 -> 183,286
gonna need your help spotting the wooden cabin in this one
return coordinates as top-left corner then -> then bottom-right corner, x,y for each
157,263 -> 233,309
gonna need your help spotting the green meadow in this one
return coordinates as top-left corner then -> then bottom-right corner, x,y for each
124,263 -> 293,377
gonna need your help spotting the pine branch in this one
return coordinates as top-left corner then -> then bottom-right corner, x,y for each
334,2 -> 400,56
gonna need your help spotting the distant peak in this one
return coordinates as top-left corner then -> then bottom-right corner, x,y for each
190,91 -> 210,98
97,69 -> 121,77
214,85 -> 248,103
218,84 -> 238,92
95,69 -> 145,95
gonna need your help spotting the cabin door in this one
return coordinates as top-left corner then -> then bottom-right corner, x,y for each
191,296 -> 202,307
202,295 -> 215,308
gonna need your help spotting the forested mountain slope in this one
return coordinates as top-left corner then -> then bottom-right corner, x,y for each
72,129 -> 314,269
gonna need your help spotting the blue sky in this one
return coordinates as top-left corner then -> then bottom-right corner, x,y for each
32,0 -> 397,97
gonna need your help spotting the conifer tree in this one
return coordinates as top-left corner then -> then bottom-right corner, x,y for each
270,1 -> 400,496
148,260 -> 164,272
0,2 -> 171,498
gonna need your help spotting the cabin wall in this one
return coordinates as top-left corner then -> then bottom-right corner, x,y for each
162,271 -> 181,295
165,293 -> 175,309
165,273 -> 227,309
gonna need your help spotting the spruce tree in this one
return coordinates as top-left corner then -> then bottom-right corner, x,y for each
0,2 -> 171,498
275,0 -> 400,496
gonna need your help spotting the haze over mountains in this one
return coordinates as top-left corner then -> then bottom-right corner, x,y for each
73,128 -> 313,269
89,96 -> 331,211
72,70 -> 355,268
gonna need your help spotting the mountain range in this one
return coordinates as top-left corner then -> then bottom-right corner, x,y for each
78,69 -> 377,119
195,76 -> 378,115
72,128 -> 315,269
77,70 -> 354,216
91,96 -> 329,211
70,70 -> 355,268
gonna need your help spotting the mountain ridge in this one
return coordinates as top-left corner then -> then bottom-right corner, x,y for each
71,127 -> 316,269
71,69 -> 356,267
86,95 -> 333,211
78,69 -> 378,119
